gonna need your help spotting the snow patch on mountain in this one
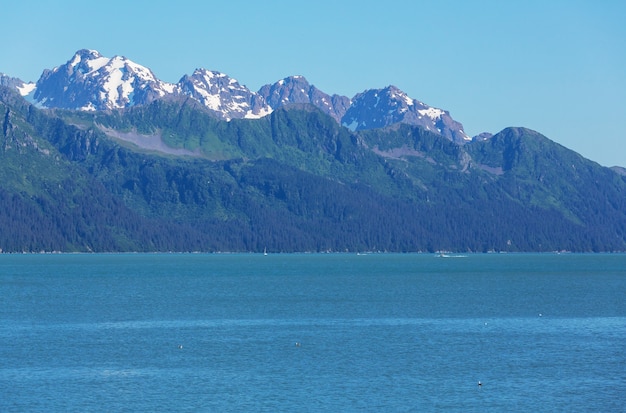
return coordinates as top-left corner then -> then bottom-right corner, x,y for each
1,73 -> 36,97
71,50 -> 108,73
17,82 -> 36,96
417,107 -> 445,120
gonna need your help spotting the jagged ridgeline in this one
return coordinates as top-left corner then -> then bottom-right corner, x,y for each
1,84 -> 626,253
7,49 -> 472,142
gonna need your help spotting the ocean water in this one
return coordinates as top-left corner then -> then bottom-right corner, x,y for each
1,253 -> 625,412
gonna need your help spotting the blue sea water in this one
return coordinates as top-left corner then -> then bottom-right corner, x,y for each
1,253 -> 625,412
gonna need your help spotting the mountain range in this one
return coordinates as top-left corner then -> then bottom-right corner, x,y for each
1,49 -> 625,253
4,49 -> 470,143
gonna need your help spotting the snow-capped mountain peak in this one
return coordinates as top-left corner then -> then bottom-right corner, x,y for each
342,86 -> 470,143
386,85 -> 414,107
33,49 -> 176,111
177,68 -> 271,120
68,49 -> 108,73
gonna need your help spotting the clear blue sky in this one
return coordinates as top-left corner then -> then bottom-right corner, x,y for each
2,0 -> 625,166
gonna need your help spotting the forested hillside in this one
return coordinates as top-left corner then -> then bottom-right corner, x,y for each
1,86 -> 625,252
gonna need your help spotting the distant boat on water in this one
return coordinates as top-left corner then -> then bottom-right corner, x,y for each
436,253 -> 467,258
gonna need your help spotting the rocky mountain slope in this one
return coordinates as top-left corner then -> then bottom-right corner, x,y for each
258,75 -> 351,122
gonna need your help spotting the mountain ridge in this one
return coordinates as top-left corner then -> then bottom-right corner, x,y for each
6,49 -> 472,144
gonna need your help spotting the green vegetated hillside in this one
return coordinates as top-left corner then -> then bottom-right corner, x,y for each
1,86 -> 625,252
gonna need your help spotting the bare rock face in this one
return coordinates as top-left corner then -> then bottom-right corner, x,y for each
258,76 -> 351,122
342,86 -> 470,144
